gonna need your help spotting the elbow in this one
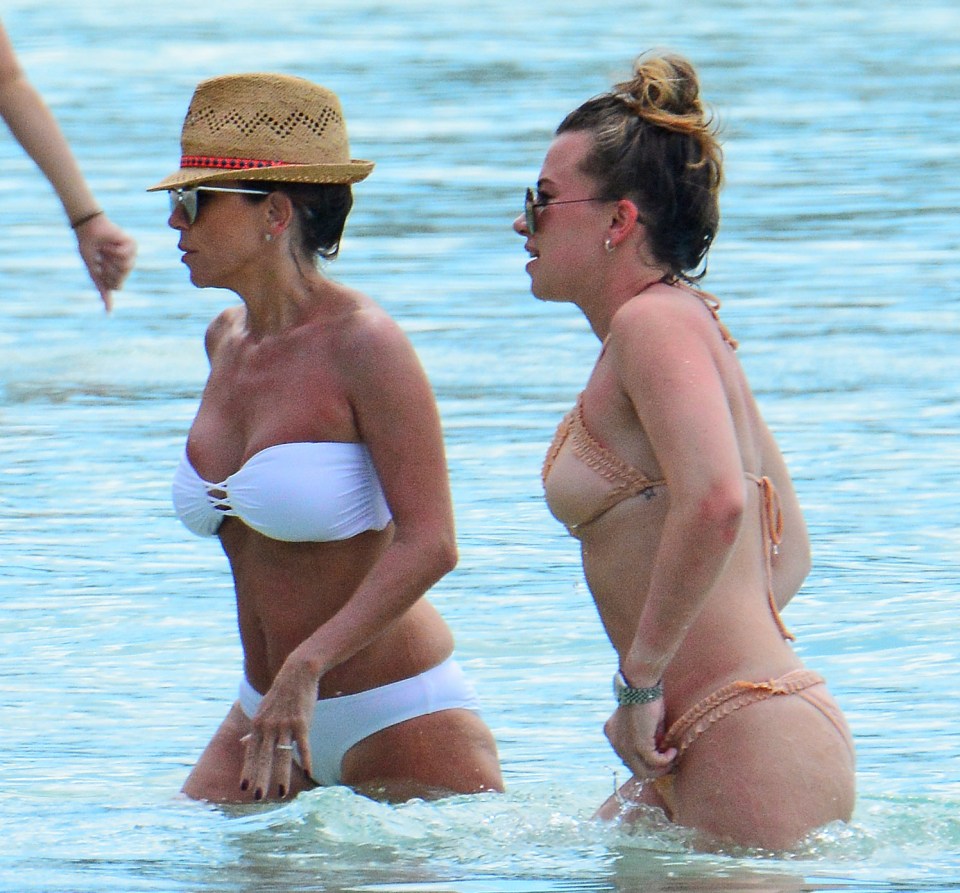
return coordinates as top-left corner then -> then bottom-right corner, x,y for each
391,508 -> 458,587
412,525 -> 458,584
696,481 -> 746,546
434,532 -> 458,578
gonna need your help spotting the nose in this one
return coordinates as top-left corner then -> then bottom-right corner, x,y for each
168,196 -> 189,230
512,211 -> 529,237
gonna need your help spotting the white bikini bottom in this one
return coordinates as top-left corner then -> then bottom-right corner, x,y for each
238,656 -> 481,786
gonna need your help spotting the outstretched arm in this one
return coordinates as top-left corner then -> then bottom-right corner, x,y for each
0,20 -> 135,310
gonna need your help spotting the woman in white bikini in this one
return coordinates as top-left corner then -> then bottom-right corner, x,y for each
151,73 -> 503,803
514,51 -> 854,849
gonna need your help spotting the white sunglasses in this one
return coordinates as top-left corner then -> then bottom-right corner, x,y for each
169,185 -> 270,223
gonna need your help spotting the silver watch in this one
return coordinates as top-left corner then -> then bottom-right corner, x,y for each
613,670 -> 663,706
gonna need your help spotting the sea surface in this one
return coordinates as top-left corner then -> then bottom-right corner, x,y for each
0,1 -> 958,890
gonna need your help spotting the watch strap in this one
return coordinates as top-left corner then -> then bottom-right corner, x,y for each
613,669 -> 663,706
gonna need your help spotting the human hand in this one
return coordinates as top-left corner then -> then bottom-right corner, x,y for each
603,699 -> 677,780
239,660 -> 318,801
74,213 -> 136,312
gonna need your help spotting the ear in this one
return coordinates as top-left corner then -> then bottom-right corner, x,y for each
606,199 -> 641,249
264,190 -> 296,237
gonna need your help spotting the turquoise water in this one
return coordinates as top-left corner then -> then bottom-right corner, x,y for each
1,0 -> 958,890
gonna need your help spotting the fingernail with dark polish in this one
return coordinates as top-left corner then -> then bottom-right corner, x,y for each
278,785 -> 286,798
240,780 -> 249,792
254,788 -> 263,801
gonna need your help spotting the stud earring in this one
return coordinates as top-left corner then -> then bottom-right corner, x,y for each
264,232 -> 273,243
604,238 -> 615,253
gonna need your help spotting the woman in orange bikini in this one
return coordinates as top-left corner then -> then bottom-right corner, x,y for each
514,51 -> 855,849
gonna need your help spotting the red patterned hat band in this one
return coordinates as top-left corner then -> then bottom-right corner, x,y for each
180,155 -> 292,171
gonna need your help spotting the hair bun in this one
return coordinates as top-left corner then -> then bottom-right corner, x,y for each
554,50 -> 723,280
613,53 -> 708,133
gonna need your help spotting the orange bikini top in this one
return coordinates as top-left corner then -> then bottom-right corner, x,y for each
541,393 -> 666,527
540,287 -> 736,521
540,288 -> 793,641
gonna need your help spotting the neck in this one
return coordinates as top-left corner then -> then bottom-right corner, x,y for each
581,272 -> 670,340
236,268 -> 333,339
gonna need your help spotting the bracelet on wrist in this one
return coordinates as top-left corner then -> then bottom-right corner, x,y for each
70,210 -> 104,230
613,669 -> 663,706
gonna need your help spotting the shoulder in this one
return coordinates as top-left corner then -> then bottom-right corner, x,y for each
605,284 -> 736,405
326,294 -> 441,430
609,283 -> 717,356
203,305 -> 244,359
318,290 -> 428,397
339,291 -> 415,359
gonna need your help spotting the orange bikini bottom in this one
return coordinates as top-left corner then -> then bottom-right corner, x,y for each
652,669 -> 854,811
663,668 -> 851,756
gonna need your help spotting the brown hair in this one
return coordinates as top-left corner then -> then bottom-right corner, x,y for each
243,182 -> 353,261
556,52 -> 722,281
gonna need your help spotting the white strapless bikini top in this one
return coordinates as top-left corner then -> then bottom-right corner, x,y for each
172,441 -> 393,542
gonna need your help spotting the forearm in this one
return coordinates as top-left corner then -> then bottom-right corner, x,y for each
288,533 -> 456,680
0,75 -> 99,222
622,497 -> 742,685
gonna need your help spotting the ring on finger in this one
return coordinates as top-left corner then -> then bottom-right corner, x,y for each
275,744 -> 294,752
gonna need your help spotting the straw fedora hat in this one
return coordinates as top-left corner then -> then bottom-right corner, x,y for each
147,73 -> 374,192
